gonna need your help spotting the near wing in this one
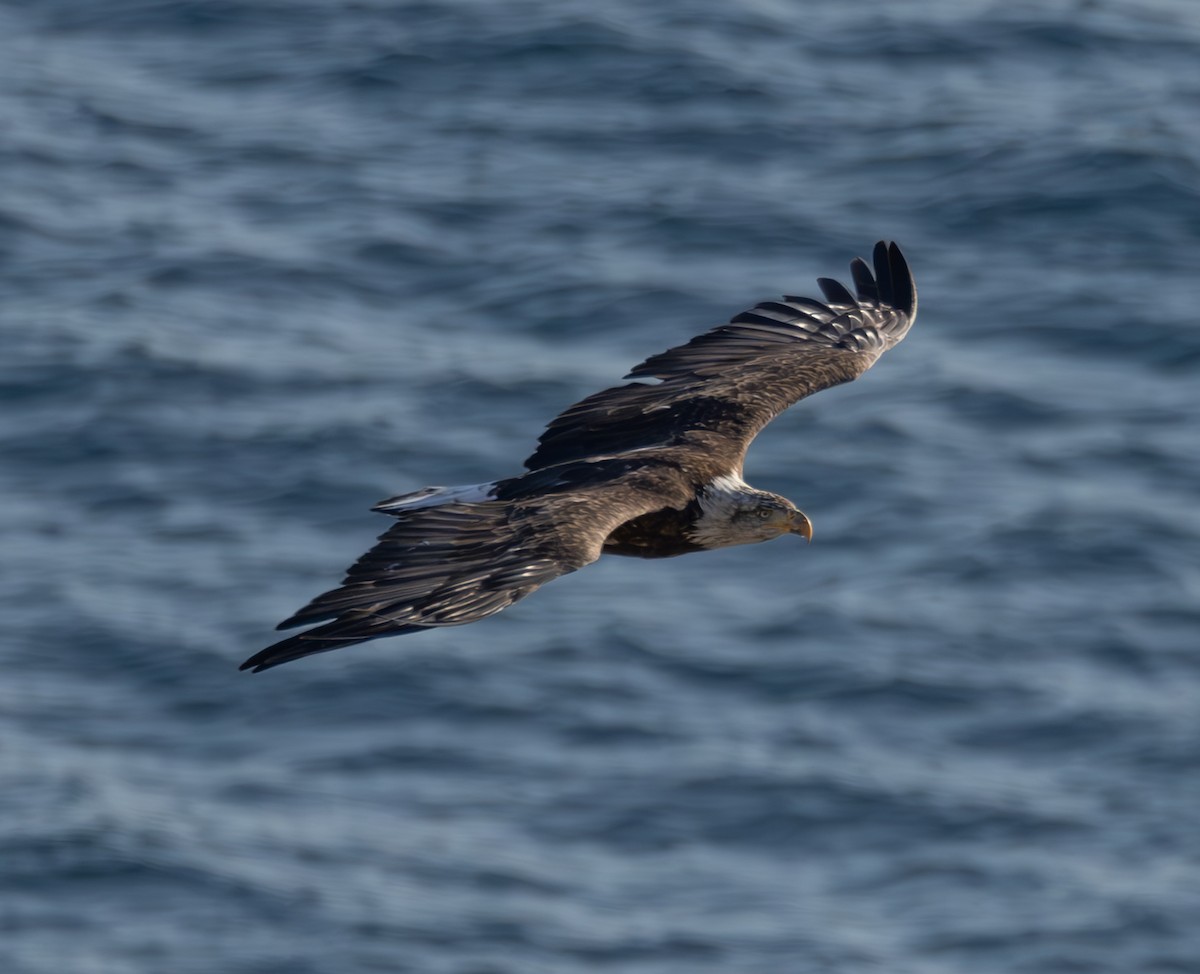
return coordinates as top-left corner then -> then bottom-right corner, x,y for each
525,241 -> 916,471
240,464 -> 690,672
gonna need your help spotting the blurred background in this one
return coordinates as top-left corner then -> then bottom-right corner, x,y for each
2,1 -> 1198,972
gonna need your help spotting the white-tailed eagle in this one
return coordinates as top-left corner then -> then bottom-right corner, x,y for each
242,242 -> 916,672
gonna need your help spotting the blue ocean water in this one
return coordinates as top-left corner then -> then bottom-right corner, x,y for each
2,1 -> 1199,971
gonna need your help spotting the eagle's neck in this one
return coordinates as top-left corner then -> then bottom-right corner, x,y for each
688,474 -> 761,549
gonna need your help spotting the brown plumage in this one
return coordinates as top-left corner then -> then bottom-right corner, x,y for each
241,242 -> 916,672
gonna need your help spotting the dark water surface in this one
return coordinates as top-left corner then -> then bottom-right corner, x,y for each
3,2 -> 1199,972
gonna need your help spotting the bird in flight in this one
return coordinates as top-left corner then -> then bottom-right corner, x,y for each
242,242 -> 916,672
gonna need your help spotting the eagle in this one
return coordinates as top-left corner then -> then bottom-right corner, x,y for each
241,242 -> 916,672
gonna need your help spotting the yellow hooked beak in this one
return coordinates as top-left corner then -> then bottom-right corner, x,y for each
789,511 -> 813,543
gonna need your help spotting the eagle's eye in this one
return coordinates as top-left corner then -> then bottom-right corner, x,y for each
756,508 -> 773,520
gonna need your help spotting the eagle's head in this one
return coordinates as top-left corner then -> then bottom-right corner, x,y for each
689,476 -> 812,550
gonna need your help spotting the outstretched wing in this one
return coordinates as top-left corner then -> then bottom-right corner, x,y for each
525,241 -> 916,471
240,462 -> 691,672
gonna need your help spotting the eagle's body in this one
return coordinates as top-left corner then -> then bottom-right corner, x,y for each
242,242 -> 916,672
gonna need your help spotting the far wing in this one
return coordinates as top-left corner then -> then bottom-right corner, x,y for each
525,241 -> 916,471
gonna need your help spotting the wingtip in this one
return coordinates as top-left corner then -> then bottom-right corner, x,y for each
241,619 -> 430,673
237,645 -> 307,674
884,241 -> 917,319
861,240 -> 916,320
238,640 -> 301,672
873,239 -> 890,269
238,632 -> 326,673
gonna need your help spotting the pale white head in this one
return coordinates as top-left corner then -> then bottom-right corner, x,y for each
688,474 -> 813,550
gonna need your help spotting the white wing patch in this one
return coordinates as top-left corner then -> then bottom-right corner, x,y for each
372,482 -> 497,514
704,473 -> 752,498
